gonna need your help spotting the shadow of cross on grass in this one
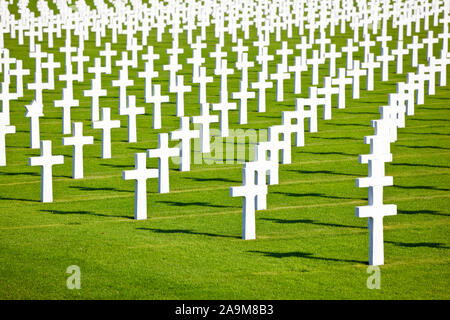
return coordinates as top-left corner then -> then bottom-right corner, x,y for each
393,185 -> 450,192
287,169 -> 357,177
69,186 -> 133,193
248,250 -> 366,265
396,145 -> 450,151
185,177 -> 241,183
157,200 -> 239,208
390,163 -> 450,169
40,209 -> 132,219
397,209 -> 449,217
272,191 -> 364,201
137,227 -> 241,239
261,218 -> 366,230
385,241 -> 450,249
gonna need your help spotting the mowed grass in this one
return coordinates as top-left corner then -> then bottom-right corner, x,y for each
0,4 -> 449,299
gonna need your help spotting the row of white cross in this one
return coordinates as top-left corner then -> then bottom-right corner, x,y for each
230,53 -> 449,264
1,21 -> 447,161
2,0 -> 447,48
0,0 -> 449,266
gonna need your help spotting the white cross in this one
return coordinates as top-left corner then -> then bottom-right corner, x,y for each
164,51 -> 183,90
295,35 -> 312,60
281,104 -> 307,148
397,82 -> 415,116
138,56 -> 159,103
9,59 -> 30,98
270,63 -> 291,101
92,107 -> 121,159
112,68 -> 134,114
251,72 -> 273,113
360,33 -> 376,63
253,33 -> 269,55
288,56 -> 307,94
99,42 -> 117,74
232,79 -> 256,125
0,77 -> 17,126
92,19 -> 104,48
373,112 -> 397,143
188,36 -> 206,80
42,53 -> 60,90
124,19 -> 137,45
140,17 -> 152,46
438,24 -> 449,54
170,116 -> 200,172
406,72 -> 424,106
324,43 -> 341,78
256,46 -> 274,79
120,95 -> 145,143
273,17 -> 284,42
214,59 -> 234,98
192,103 -> 219,153
276,41 -> 293,71
183,17 -> 196,44
429,53 -> 449,87
388,93 -> 406,129
127,37 -> 143,68
0,114 -> 15,166
342,38 -> 359,69
347,60 -> 367,99
306,18 -> 317,42
28,43 -> 47,66
315,31 -> 331,58
376,33 -> 392,49
72,47 -> 89,82
268,124 -> 293,165
115,51 -> 134,73
58,60 -> 78,93
123,152 -> 158,220
351,15 -> 361,42
196,66 -> 213,104
29,140 -> 64,203
59,37 -> 76,66
24,100 -> 44,149
62,122 -> 94,179
418,63 -> 437,96
302,86 -> 326,132
362,53 -> 381,91
148,84 -> 169,130
28,45 -> 47,105
25,23 -> 39,51
172,75 -> 191,117
230,163 -> 268,240
212,91 -> 237,138
84,57 -> 107,122
236,52 -> 254,85
216,20 -> 229,46
423,30 -> 439,60
254,142 -> 279,186
306,49 -> 325,86
169,21 -> 183,45
356,134 -> 396,266
54,86 -> 79,135
232,38 -> 248,67
210,43 -> 227,71
392,40 -> 409,74
317,76 -> 339,120
376,46 -> 395,81
407,35 -> 424,67
332,68 -> 352,109
147,133 -> 179,194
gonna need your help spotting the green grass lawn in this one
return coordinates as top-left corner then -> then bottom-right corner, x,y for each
0,2 -> 449,299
